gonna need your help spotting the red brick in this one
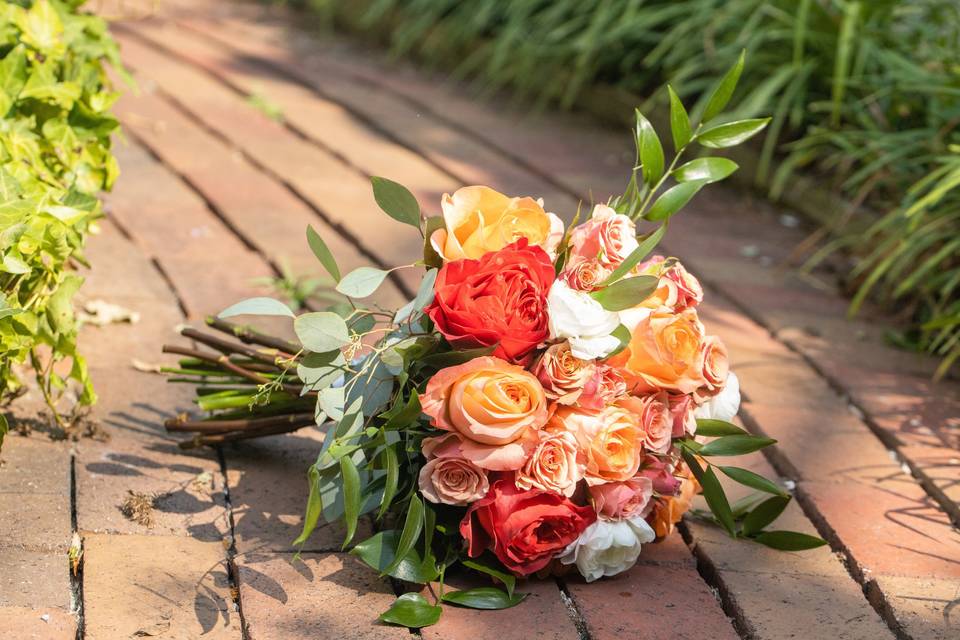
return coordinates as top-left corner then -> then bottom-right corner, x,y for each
82,533 -> 240,639
0,494 -> 71,553
236,552 -> 408,640
0,607 -> 76,640
873,575 -> 958,640
0,548 -> 71,610
0,437 -> 70,495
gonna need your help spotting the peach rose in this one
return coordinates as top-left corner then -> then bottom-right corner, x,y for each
651,471 -> 699,538
662,260 -> 703,310
579,365 -> 627,410
568,204 -> 639,270
419,434 -> 490,505
607,307 -> 707,395
667,393 -> 697,437
634,256 -> 701,312
430,185 -> 564,261
589,476 -> 654,520
532,342 -> 596,405
561,258 -> 611,292
698,335 -> 729,397
420,356 -> 548,470
618,394 -> 672,454
516,430 -> 584,497
556,406 -> 643,485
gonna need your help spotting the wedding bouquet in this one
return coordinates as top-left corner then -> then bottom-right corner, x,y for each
163,57 -> 823,627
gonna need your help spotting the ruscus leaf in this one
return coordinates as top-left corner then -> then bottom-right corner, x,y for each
340,455 -> 361,548
667,85 -> 692,150
673,158 -> 739,184
752,530 -> 828,551
378,593 -> 441,628
645,180 -> 707,221
698,434 -> 777,457
442,587 -> 526,610
698,118 -> 771,149
702,50 -> 745,122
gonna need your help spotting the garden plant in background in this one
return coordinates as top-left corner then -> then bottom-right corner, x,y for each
290,0 -> 960,377
162,63 -> 824,628
0,0 -> 124,448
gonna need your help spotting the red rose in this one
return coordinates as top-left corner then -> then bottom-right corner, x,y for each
426,240 -> 554,365
460,478 -> 596,576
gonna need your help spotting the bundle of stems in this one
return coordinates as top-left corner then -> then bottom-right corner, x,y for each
161,317 -> 316,449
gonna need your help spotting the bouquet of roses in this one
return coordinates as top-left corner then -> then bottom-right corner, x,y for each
162,58 -> 824,628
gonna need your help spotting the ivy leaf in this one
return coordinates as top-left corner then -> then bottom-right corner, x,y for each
442,587 -> 526,610
379,593 -> 441,628
698,119 -> 771,149
673,158 -> 739,184
340,455 -> 361,548
695,419 -> 746,437
698,434 -> 777,457
218,297 -> 295,319
752,531 -> 828,551
645,180 -> 707,222
667,85 -> 692,150
294,312 -> 350,353
718,466 -> 789,497
702,50 -> 745,122
336,267 -> 390,299
742,495 -> 791,537
384,494 -> 425,576
371,176 -> 421,230
306,225 -> 340,282
590,275 -> 659,311
600,225 -> 666,286
635,110 -> 664,187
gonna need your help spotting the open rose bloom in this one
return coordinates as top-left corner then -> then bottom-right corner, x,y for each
185,94 -> 821,626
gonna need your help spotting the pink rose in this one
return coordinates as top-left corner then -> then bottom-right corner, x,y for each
568,204 -> 639,270
698,335 -> 729,398
419,433 -> 490,506
618,394 -> 672,454
667,393 -> 697,437
662,259 -> 703,311
579,365 -> 627,410
561,258 -> 611,292
639,456 -> 681,496
531,342 -> 595,405
589,476 -> 654,520
516,430 -> 584,497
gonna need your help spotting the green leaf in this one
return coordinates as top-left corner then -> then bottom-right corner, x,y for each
698,119 -> 771,149
306,225 -> 340,282
218,297 -> 295,319
590,275 -> 659,311
19,0 -> 64,53
378,445 -> 399,520
379,593 -> 442,628
0,46 -> 27,116
371,176 -> 421,229
417,345 -> 497,369
351,530 -> 439,583
293,465 -> 323,547
673,158 -> 739,184
422,216 -> 445,268
0,413 -> 7,451
336,267 -> 390,299
752,530 -> 828,551
461,555 -> 517,598
385,494 -> 425,575
698,434 -> 777,457
600,225 -> 666,286
382,392 -> 422,431
635,110 -> 664,187
703,50 -> 745,122
294,312 -> 350,352
442,587 -> 526,610
742,495 -> 791,536
340,455 -> 361,548
667,86 -> 692,150
695,419 -> 746,437
607,324 -> 632,358
718,466 -> 788,497
297,350 -> 345,392
698,464 -> 736,537
645,180 -> 707,222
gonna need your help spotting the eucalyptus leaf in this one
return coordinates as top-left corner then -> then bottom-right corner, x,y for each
336,267 -> 390,299
218,297 -> 295,319
318,386 -> 345,421
379,593 -> 441,629
294,312 -> 350,352
371,176 -> 422,229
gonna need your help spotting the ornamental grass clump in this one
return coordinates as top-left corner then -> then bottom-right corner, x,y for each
0,0 -> 125,446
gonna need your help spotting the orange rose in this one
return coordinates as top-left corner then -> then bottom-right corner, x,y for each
554,406 -> 643,485
419,356 -> 548,470
516,430 -> 584,497
608,307 -> 707,395
652,471 -> 699,538
430,185 -> 563,261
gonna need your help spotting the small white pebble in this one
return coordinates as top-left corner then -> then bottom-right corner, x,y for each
740,244 -> 760,258
909,418 -> 921,427
40,614 -> 49,623
783,479 -> 797,491
758,256 -> 774,268
779,214 -> 800,228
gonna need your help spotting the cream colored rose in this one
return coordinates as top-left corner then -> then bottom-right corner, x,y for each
419,457 -> 490,506
532,342 -> 596,405
547,281 -> 621,360
516,430 -> 584,497
430,185 -> 564,261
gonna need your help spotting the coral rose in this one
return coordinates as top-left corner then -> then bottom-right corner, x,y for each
461,478 -> 596,575
516,430 -> 584,497
430,185 -> 563,261
698,335 -> 729,397
561,258 -> 611,292
532,342 -> 595,405
568,204 -> 640,270
608,306 -> 707,395
418,433 -> 489,506
579,365 -> 628,410
427,239 -> 554,365
638,455 -> 682,496
419,356 -> 548,470
556,406 -> 643,485
618,394 -> 672,454
589,476 -> 654,520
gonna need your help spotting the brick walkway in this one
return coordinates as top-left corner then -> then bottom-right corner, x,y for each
1,1 -> 958,638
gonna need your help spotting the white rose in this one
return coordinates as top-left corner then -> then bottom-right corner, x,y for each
547,281 -> 621,360
694,371 -> 740,422
559,516 -> 655,582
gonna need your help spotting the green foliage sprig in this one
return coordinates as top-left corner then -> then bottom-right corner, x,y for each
0,0 -> 125,443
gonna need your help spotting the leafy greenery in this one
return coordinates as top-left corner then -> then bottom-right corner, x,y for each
287,0 -> 960,376
0,0 -> 125,437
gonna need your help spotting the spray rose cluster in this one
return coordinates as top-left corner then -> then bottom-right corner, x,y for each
418,187 -> 740,580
